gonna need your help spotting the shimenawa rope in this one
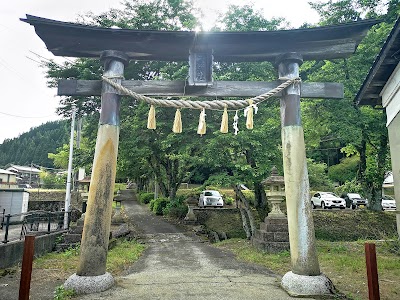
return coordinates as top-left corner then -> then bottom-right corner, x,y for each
101,76 -> 300,111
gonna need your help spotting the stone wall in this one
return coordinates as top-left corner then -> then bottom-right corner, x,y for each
193,208 -> 246,239
28,191 -> 83,211
0,232 -> 64,269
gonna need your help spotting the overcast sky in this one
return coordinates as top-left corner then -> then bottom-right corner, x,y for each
0,0 -> 321,143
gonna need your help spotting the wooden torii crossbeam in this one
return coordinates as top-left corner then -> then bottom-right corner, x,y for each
21,15 -> 378,296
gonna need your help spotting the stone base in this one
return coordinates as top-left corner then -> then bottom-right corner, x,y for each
183,219 -> 197,225
281,271 -> 335,296
64,272 -> 114,294
252,216 -> 290,253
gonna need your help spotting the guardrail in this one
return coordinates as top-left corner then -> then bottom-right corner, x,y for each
1,210 -> 70,244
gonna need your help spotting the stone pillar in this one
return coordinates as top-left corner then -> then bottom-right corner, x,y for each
64,50 -> 129,294
277,53 -> 334,296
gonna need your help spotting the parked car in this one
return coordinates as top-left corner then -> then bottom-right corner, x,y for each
342,193 -> 368,209
381,195 -> 396,211
310,192 -> 346,209
198,190 -> 224,208
18,183 -> 32,189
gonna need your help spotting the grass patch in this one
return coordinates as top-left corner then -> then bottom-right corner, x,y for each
106,239 -> 146,275
215,238 -> 400,300
216,238 -> 291,274
33,239 -> 146,276
313,210 -> 397,241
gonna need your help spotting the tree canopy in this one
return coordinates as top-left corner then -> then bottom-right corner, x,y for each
33,0 -> 399,210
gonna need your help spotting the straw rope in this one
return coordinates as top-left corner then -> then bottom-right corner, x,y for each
102,76 -> 300,111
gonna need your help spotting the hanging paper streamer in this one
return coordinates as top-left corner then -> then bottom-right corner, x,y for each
197,108 -> 206,135
220,106 -> 228,133
244,99 -> 258,129
147,105 -> 156,129
172,109 -> 182,133
233,110 -> 239,135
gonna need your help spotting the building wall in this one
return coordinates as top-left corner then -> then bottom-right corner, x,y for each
388,113 -> 400,234
0,173 -> 17,189
0,190 -> 30,221
0,173 -> 16,183
382,63 -> 400,236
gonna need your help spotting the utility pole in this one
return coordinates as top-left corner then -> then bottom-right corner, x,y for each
64,106 -> 76,230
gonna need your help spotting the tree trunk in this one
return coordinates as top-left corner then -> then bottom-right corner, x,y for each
239,207 -> 251,239
234,185 -> 256,236
254,181 -> 267,209
358,111 -> 388,211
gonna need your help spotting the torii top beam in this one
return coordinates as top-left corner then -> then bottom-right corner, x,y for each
21,15 -> 378,62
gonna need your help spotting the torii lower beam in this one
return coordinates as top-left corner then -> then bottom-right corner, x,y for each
58,79 -> 344,99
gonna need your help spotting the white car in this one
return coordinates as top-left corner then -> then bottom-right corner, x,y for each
198,190 -> 224,208
311,192 -> 346,209
382,195 -> 396,211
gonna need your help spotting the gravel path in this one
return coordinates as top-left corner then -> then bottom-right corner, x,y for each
0,200 -> 315,300
76,201 -> 313,300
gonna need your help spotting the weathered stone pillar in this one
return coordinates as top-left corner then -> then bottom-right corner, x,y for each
277,53 -> 334,296
64,50 -> 128,294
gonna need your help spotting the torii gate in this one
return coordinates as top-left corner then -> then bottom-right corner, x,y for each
22,15 -> 377,296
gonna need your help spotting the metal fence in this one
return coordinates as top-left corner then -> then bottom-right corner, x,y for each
1,210 -> 70,244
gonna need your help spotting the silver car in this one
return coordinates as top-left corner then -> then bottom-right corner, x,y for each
198,190 -> 224,208
382,195 -> 396,210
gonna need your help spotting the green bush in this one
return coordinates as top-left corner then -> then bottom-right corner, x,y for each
54,285 -> 75,300
139,192 -> 155,204
163,197 -> 188,219
242,190 -> 255,205
149,199 -> 155,211
224,196 -> 234,206
152,197 -> 169,215
334,179 -> 363,198
176,189 -> 201,199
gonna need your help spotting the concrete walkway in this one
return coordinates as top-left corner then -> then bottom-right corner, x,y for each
78,200 -> 314,300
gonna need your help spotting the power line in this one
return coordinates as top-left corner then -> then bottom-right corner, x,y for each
0,111 -> 56,119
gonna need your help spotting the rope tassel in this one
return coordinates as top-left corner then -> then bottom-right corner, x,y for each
220,106 -> 228,133
147,105 -> 156,129
197,108 -> 206,136
244,99 -> 258,130
172,109 -> 182,133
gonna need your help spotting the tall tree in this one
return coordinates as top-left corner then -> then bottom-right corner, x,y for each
305,0 -> 397,209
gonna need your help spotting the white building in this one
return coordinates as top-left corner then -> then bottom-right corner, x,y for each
0,189 -> 29,221
6,164 -> 41,187
0,168 -> 17,189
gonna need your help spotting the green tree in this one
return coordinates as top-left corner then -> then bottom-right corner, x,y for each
328,155 -> 359,184
305,0 -> 396,210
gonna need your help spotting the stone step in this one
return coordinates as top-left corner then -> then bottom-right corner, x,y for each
252,239 -> 290,253
254,230 -> 289,242
264,217 -> 288,225
55,242 -> 80,252
69,226 -> 83,234
63,233 -> 82,244
259,223 -> 289,232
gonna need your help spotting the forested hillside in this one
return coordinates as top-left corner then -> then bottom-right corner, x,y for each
0,120 -> 68,168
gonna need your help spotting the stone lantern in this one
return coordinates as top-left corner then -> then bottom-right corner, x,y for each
252,166 -> 289,253
262,166 -> 285,217
184,196 -> 198,224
